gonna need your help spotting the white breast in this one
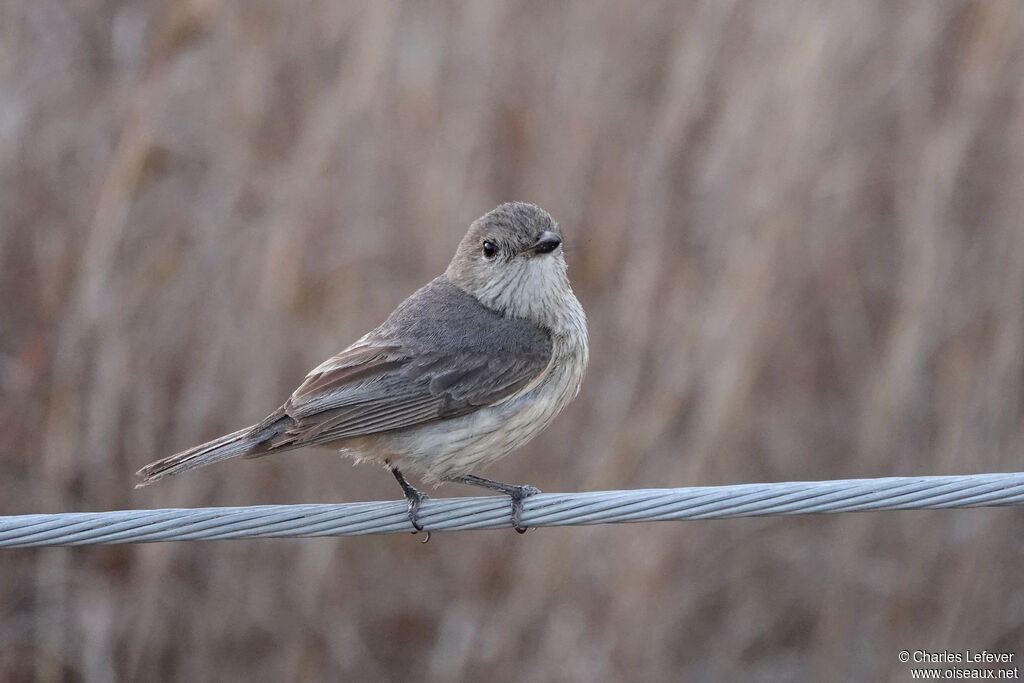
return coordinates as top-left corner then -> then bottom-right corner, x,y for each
353,325 -> 589,484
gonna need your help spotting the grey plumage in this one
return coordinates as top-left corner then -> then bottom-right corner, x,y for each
137,202 -> 588,530
277,277 -> 554,443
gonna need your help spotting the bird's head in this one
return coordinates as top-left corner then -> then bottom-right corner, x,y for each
446,202 -> 575,328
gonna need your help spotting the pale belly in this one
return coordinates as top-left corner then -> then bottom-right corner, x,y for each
336,340 -> 586,483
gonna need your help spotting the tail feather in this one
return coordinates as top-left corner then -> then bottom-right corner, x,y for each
135,412 -> 291,487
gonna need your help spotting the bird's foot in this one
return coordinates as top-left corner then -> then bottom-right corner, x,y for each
391,467 -> 430,540
509,484 -> 541,533
450,474 -> 541,533
405,488 -> 430,533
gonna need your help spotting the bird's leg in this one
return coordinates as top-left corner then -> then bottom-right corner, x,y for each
391,467 -> 429,535
450,474 -> 540,533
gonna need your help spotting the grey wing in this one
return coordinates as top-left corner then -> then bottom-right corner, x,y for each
266,330 -> 552,448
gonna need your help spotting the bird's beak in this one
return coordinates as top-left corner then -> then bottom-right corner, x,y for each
522,231 -> 562,256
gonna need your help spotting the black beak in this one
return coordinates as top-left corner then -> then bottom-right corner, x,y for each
527,231 -> 562,255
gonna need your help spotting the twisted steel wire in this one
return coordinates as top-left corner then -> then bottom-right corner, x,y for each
3,472 -> 1024,547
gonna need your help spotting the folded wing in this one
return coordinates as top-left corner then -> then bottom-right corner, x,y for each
253,276 -> 553,451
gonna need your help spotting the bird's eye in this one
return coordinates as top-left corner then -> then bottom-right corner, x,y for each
482,240 -> 498,259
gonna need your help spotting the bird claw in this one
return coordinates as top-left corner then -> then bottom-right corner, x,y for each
448,474 -> 541,534
510,484 -> 541,533
391,467 -> 431,539
404,489 -> 430,535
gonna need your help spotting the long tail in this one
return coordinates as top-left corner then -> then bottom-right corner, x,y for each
135,411 -> 290,487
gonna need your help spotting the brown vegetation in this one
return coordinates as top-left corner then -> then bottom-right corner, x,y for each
3,1 -> 1024,680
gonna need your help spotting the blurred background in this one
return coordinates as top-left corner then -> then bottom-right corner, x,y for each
3,1 -> 1024,680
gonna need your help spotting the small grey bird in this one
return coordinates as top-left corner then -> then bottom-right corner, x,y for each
136,202 -> 589,533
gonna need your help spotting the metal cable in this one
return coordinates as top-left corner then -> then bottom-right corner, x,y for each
3,472 -> 1024,547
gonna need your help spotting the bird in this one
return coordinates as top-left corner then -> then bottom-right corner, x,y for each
136,202 -> 589,533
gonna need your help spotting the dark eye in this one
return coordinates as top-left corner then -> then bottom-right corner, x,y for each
482,240 -> 498,259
